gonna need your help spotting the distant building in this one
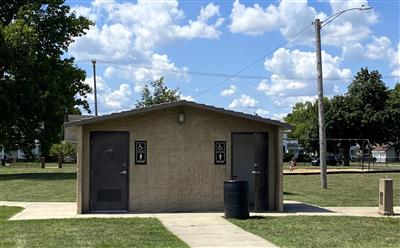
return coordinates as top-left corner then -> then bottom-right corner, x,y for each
282,130 -> 303,157
371,144 -> 399,163
0,140 -> 40,161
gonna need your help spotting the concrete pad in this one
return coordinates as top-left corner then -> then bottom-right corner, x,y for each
3,202 -> 77,220
156,213 -> 278,248
325,206 -> 400,218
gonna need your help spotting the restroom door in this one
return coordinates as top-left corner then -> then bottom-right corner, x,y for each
90,131 -> 129,212
232,132 -> 268,210
254,132 -> 268,211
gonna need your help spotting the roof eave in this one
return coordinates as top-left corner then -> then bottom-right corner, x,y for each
64,100 -> 292,129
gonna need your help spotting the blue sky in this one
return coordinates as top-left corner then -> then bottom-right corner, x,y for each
65,0 -> 399,119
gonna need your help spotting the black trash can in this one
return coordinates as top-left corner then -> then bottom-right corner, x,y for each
224,180 -> 249,219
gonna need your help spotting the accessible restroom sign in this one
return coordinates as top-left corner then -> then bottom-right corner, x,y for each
135,141 -> 147,164
215,141 -> 226,165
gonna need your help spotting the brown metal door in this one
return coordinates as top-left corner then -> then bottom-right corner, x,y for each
90,131 -> 129,212
232,132 -> 269,209
232,133 -> 255,204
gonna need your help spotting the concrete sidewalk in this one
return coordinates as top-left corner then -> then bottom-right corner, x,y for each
0,201 -> 278,248
2,200 -> 399,248
158,213 -> 277,248
2,200 -> 400,220
1,201 -> 399,220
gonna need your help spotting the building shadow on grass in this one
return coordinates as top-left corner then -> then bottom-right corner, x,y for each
0,173 -> 76,181
284,202 -> 333,213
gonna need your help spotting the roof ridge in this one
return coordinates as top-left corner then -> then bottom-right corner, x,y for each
64,101 -> 291,129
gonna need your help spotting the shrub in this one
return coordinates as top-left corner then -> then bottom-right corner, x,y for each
49,141 -> 76,162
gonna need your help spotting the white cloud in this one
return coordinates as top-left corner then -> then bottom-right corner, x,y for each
181,95 -> 195,101
272,95 -> 318,108
71,0 -> 224,54
255,108 -> 270,117
228,94 -> 258,109
228,0 -> 377,47
173,3 -> 224,40
257,48 -> 351,107
333,85 -> 340,94
132,53 -> 188,92
229,0 -> 281,35
390,43 -> 400,77
220,85 -> 237,96
104,66 -> 116,78
342,36 -> 400,77
71,5 -> 97,21
272,113 -> 287,121
69,0 -> 219,100
229,0 -> 321,43
69,23 -> 142,63
83,76 -> 133,112
365,36 -> 392,60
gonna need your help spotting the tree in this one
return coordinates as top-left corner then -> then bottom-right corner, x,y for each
0,1 -> 92,159
286,68 -> 393,165
136,77 -> 181,108
284,101 -> 319,153
49,141 -> 76,162
386,83 -> 400,158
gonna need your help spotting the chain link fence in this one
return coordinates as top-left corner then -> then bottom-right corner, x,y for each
283,138 -> 400,172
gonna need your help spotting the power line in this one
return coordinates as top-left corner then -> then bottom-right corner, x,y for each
75,59 -> 400,81
193,23 -> 314,98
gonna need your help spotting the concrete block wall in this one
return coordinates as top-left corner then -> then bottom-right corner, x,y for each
77,105 -> 283,213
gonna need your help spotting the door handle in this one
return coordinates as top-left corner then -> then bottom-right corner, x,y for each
120,170 -> 127,175
252,170 -> 260,174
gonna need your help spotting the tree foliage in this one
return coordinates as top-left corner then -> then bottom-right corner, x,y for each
136,77 -> 181,108
49,141 -> 76,161
284,101 -> 319,152
285,68 -> 399,161
0,0 -> 93,159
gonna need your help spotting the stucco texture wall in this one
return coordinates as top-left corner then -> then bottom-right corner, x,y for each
76,105 -> 283,213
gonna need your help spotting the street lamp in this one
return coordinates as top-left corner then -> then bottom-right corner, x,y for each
314,5 -> 372,189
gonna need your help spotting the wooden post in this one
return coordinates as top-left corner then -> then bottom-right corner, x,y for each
40,156 -> 45,169
58,156 -> 63,168
314,18 -> 327,189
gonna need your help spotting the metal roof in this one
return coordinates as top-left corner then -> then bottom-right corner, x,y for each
64,100 -> 291,128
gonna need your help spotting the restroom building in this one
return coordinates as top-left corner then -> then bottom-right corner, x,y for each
64,100 -> 290,213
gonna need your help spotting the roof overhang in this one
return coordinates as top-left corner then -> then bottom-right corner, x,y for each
64,100 -> 292,129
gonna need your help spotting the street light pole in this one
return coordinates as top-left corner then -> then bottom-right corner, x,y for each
314,18 -> 327,189
313,5 -> 372,189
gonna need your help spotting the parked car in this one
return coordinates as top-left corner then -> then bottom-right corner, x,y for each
311,155 -> 342,166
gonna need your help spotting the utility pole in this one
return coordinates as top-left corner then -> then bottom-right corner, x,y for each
314,19 -> 327,189
92,59 -> 98,116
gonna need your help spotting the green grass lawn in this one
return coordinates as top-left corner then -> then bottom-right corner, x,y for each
2,163 -> 399,207
0,163 -> 76,201
0,206 -> 188,248
231,216 -> 400,248
284,172 -> 400,206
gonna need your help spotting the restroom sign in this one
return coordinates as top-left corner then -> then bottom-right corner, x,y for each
214,141 -> 226,165
135,141 -> 147,165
